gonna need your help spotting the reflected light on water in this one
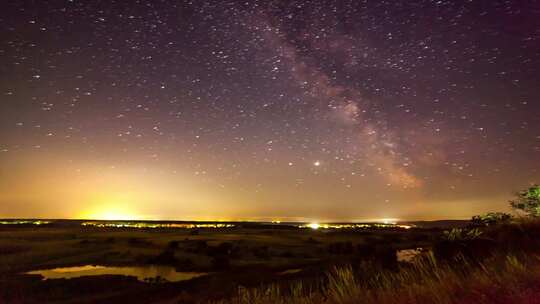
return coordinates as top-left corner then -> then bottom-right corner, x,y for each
26,265 -> 207,283
396,248 -> 424,263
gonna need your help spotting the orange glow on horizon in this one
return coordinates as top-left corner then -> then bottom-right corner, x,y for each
78,194 -> 141,220
79,206 -> 140,221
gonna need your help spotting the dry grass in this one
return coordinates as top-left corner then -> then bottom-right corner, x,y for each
216,251 -> 540,304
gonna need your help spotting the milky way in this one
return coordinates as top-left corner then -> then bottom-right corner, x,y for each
1,1 -> 539,221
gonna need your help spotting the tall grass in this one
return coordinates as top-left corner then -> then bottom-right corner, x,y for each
216,251 -> 540,304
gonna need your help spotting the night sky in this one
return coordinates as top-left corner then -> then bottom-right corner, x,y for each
1,1 -> 539,221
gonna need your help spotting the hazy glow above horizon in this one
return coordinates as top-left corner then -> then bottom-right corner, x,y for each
80,205 -> 139,221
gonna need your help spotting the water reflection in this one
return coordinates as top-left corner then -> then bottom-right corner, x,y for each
26,265 -> 207,283
278,268 -> 302,275
396,248 -> 423,263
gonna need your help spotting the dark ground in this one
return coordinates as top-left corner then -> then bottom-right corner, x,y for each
0,220 -> 465,303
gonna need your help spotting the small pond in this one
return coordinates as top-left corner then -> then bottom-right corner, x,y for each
396,248 -> 424,263
26,265 -> 207,283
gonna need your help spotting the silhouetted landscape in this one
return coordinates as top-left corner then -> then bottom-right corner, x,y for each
2,186 -> 540,303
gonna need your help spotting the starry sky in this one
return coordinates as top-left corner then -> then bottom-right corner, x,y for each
1,0 -> 539,221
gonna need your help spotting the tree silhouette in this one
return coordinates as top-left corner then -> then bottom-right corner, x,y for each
510,185 -> 540,217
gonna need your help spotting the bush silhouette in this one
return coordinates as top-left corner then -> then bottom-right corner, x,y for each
510,184 -> 540,217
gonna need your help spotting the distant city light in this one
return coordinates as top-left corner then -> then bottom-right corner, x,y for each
0,220 -> 50,225
308,223 -> 320,229
299,222 -> 412,230
81,221 -> 235,229
0,220 -> 413,230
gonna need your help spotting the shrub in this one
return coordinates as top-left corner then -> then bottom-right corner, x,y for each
510,184 -> 540,217
150,248 -> 177,265
209,242 -> 234,256
212,256 -> 230,270
471,212 -> 512,226
168,240 -> 179,249
443,228 -> 482,241
252,246 -> 270,259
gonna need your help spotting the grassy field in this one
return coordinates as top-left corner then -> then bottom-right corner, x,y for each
1,219 -> 539,303
217,219 -> 540,304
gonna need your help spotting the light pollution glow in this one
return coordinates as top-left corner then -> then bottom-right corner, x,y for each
0,220 -> 411,230
0,150 -> 528,221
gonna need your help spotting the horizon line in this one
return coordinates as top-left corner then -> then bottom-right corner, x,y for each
0,216 -> 473,223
